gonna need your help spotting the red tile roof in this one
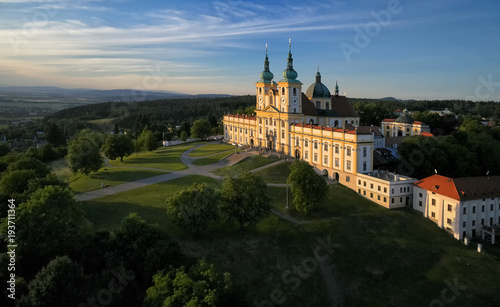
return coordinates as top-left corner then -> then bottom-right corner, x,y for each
420,131 -> 433,137
414,174 -> 500,201
226,114 -> 256,120
382,119 -> 395,122
290,123 -> 371,135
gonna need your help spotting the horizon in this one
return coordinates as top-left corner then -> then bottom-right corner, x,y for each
1,0 -> 500,101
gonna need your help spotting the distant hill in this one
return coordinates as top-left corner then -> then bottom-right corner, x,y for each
0,86 -> 232,103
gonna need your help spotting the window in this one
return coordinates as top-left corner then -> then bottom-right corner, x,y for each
384,187 -> 387,193
384,197 -> 387,202
419,201 -> 422,207
370,183 -> 374,189
240,128 -> 242,133
335,145 -> 339,154
400,197 -> 403,202
305,151 -> 308,159
400,187 -> 403,193
334,120 -> 339,127
281,130 -> 285,138
281,87 -> 285,95
363,147 -> 367,158
346,176 -> 350,183
358,180 -> 361,185
431,212 -> 436,218
463,222 -> 466,228
363,181 -> 366,187
259,88 -> 262,94
347,147 -> 351,156
293,88 -> 297,95
358,189 -> 361,194
463,207 -> 466,214
490,218 -> 493,225
324,143 -> 328,151
392,188 -> 394,194
481,219 -> 484,225
335,158 -> 339,168
482,205 -> 485,212
473,206 -> 476,213
447,218 -> 452,225
245,128 -> 248,134
314,153 -> 318,162
295,138 -> 299,146
491,204 -> 494,211
316,101 -> 320,108
363,162 -> 367,172
259,118 -> 262,124
293,108 -> 297,113
419,192 -> 423,198
431,199 -> 436,206
250,130 -> 253,137
447,204 -> 452,212
392,198 -> 394,204
377,195 -> 381,200
370,193 -> 373,198
265,119 -> 268,125
314,141 -> 318,149
377,186 -> 381,191
346,161 -> 351,171
305,139 -> 309,147
472,220 -> 476,226
363,191 -> 366,196
324,155 -> 328,165
326,102 -> 329,110
274,119 -> 276,126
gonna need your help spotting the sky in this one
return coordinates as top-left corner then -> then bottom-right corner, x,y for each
1,0 -> 500,101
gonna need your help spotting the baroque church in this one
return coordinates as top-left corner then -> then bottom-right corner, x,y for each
223,43 -> 378,190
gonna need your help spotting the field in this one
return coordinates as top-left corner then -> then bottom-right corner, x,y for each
108,144 -> 195,170
188,144 -> 235,157
254,161 -> 292,183
211,155 -> 279,177
191,151 -> 235,166
49,158 -> 166,193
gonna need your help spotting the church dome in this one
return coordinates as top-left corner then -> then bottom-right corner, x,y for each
306,71 -> 331,98
395,109 -> 414,124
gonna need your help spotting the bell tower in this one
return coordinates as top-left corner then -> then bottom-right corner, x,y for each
277,39 -> 302,114
255,44 -> 274,110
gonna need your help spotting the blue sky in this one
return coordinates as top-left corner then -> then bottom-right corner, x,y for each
1,0 -> 499,100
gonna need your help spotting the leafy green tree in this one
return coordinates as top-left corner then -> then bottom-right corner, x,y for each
191,119 -> 212,140
288,160 -> 328,215
114,122 -> 120,134
0,186 -> 91,275
458,116 -> 486,133
102,134 -> 134,161
66,132 -> 103,176
220,172 -> 270,230
6,156 -> 50,177
137,129 -> 158,152
18,256 -> 88,307
180,130 -> 189,142
166,183 -> 219,237
144,259 -> 233,307
0,169 -> 38,198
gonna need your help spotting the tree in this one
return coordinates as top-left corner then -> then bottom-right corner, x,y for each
0,186 -> 91,274
102,134 -> 134,161
220,172 -> 270,230
0,169 -> 38,198
144,259 -> 233,307
114,122 -> 120,134
66,132 -> 103,176
166,183 -> 219,237
19,256 -> 88,307
0,143 -> 10,157
45,122 -> 66,147
137,129 -> 158,152
288,160 -> 328,215
191,119 -> 212,140
180,130 -> 188,142
6,156 -> 50,177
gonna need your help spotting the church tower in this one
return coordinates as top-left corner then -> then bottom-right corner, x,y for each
277,40 -> 302,114
255,44 -> 275,110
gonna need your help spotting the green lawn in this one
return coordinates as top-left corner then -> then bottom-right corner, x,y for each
108,144 -> 194,170
191,151 -> 234,166
267,184 -> 500,306
49,158 -> 166,193
212,155 -> 279,177
188,143 -> 236,157
254,161 -> 291,183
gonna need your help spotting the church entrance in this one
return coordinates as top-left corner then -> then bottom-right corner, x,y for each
333,172 -> 340,181
250,139 -> 254,146
295,149 -> 300,159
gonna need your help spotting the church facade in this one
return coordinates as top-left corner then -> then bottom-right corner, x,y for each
223,45 -> 375,189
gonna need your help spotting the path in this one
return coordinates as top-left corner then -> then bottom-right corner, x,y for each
76,143 -> 345,305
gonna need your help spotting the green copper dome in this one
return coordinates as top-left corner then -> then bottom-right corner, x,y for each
395,109 -> 414,124
257,50 -> 274,83
306,71 -> 331,98
280,44 -> 300,83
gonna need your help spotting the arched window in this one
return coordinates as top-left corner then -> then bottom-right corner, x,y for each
309,119 -> 314,125
334,120 -> 339,127
293,88 -> 297,96
282,87 -> 285,95
345,120 -> 348,126
259,88 -> 262,94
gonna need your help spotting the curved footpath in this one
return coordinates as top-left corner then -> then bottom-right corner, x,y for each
74,143 -> 344,306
